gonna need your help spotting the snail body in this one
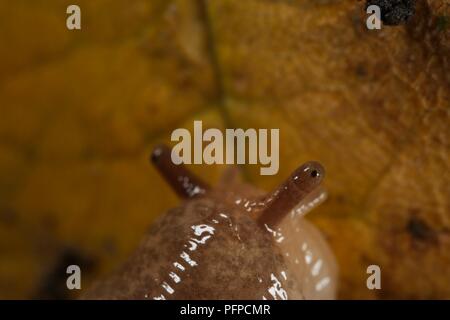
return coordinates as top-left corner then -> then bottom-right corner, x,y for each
84,145 -> 337,300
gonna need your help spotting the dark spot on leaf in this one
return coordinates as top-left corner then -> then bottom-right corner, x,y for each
33,247 -> 96,299
355,63 -> 368,78
406,215 -> 437,244
0,207 -> 18,225
436,16 -> 449,32
366,0 -> 416,25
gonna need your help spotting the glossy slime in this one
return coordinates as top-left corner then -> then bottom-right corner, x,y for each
84,145 -> 338,300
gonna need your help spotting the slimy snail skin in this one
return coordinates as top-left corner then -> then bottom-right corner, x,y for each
83,145 -> 337,300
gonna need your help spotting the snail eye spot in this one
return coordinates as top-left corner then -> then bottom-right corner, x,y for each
310,170 -> 318,178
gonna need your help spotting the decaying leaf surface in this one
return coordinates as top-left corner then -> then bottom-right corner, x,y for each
0,0 -> 222,298
206,0 -> 449,299
0,0 -> 448,299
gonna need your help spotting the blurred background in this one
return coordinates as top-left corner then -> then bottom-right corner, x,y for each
0,0 -> 448,299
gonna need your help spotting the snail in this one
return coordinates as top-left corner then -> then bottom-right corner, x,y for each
83,144 -> 338,300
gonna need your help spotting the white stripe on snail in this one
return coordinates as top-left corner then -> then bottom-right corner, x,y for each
191,224 -> 215,236
192,235 -> 212,245
169,272 -> 181,284
162,282 -> 174,294
264,223 -> 285,243
305,250 -> 313,265
186,240 -> 198,251
311,260 -> 323,276
173,262 -> 185,271
180,251 -> 197,267
315,277 -> 330,291
268,273 -> 288,300
275,236 -> 285,243
291,189 -> 327,218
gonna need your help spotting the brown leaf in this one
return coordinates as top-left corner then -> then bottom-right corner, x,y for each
0,0 -> 448,298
